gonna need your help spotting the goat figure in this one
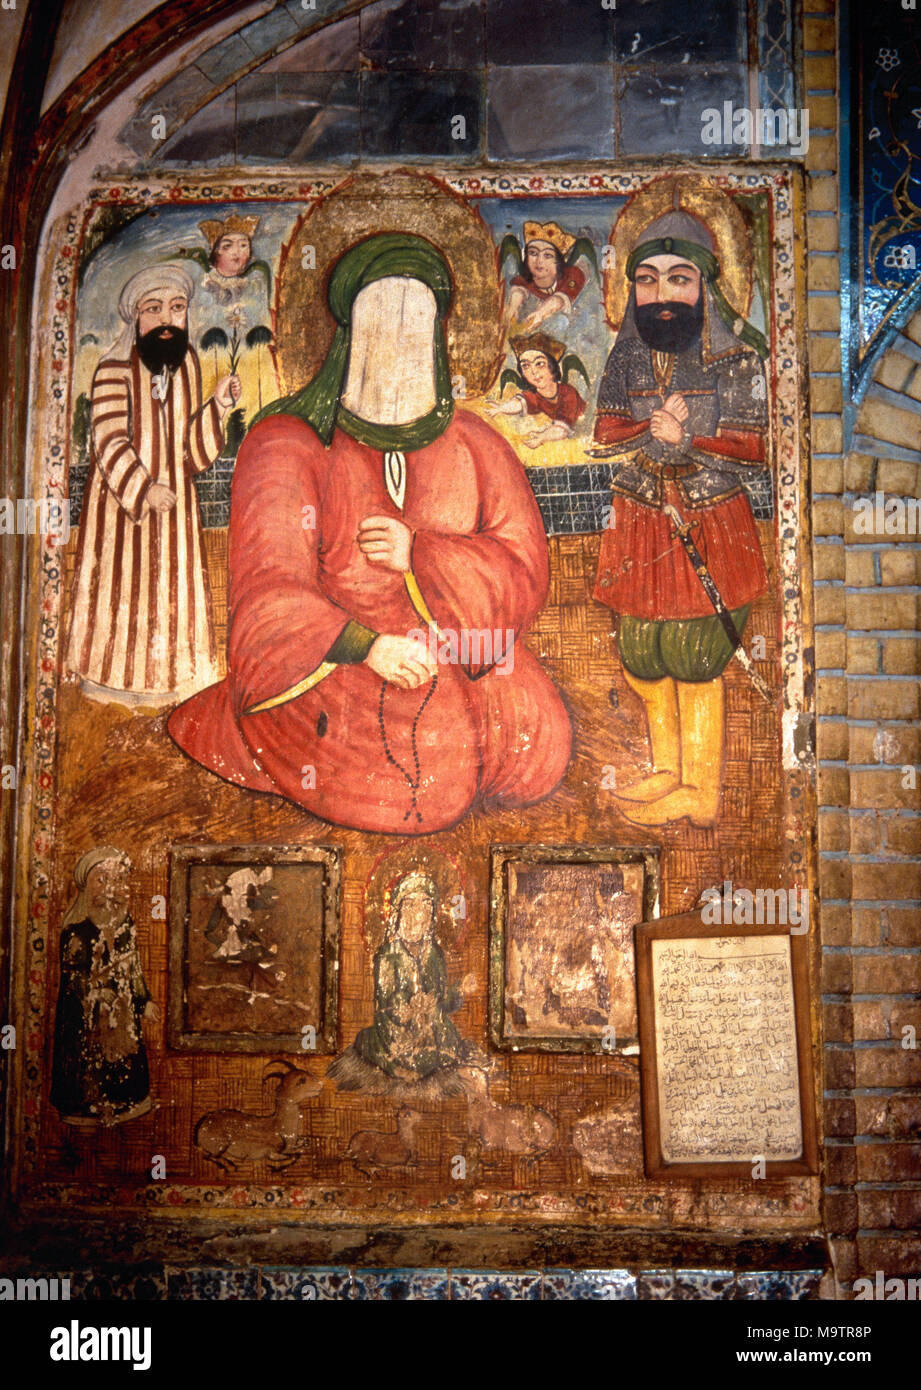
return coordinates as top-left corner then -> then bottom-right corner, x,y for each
194,1062 -> 321,1172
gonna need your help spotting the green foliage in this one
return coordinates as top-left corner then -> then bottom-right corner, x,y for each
242,260 -> 272,293
245,325 -> 274,348
169,247 -> 212,273
566,237 -> 599,279
498,234 -> 524,275
561,353 -> 591,389
201,327 -> 229,353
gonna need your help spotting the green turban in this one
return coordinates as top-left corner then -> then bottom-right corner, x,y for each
252,232 -> 455,449
626,232 -> 768,360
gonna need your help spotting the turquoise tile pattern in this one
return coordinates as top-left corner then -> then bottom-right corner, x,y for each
47,1266 -> 824,1301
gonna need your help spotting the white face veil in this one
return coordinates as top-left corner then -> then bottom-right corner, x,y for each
340,276 -> 439,426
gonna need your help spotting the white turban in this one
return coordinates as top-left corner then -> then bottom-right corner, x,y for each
118,265 -> 194,324
112,265 -> 194,357
62,846 -> 132,930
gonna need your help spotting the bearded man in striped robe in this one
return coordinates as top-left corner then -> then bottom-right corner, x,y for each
66,266 -> 240,703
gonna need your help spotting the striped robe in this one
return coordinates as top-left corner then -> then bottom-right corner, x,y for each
67,347 -> 225,697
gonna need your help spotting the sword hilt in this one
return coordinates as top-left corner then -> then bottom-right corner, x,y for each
662,501 -> 691,536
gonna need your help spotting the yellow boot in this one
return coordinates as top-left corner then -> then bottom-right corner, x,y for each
613,671 -> 681,802
619,677 -> 724,828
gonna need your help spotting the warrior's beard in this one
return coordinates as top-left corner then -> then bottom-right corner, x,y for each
136,324 -> 189,374
635,297 -> 704,353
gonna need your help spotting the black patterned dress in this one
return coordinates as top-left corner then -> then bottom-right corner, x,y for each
50,914 -> 152,1126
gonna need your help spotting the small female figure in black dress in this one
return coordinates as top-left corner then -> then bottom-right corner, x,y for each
50,846 -> 159,1128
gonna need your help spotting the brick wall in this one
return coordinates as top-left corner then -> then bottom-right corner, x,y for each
808,1 -> 921,1298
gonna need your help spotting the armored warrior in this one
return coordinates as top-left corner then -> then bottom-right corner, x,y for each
593,204 -> 770,826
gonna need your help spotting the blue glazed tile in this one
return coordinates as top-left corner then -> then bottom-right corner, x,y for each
68,463 -> 89,528
743,470 -> 775,520
196,33 -> 255,86
361,70 -> 482,158
736,1270 -> 823,1301
284,0 -> 353,28
236,72 -> 360,164
488,65 -> 614,161
154,88 -> 237,167
757,0 -> 796,113
450,1271 -> 542,1300
260,1266 -> 353,1300
535,498 -> 555,532
543,1269 -> 637,1300
541,467 -> 573,495
570,499 -> 597,533
201,500 -> 231,529
673,1269 -> 737,1300
259,17 -> 360,73
351,1268 -> 450,1300
614,0 -> 745,63
239,8 -> 300,55
165,1267 -> 259,1300
487,0 -> 614,68
361,0 -> 484,72
123,69 -> 216,157
638,1270 -> 676,1299
72,1269 -> 167,1300
617,65 -> 749,157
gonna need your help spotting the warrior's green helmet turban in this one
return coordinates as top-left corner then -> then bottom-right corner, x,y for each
625,210 -> 768,360
252,232 -> 455,449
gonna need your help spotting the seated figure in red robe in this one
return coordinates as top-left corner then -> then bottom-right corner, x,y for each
168,233 -> 573,834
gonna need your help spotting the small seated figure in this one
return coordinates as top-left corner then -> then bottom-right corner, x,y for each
327,871 -> 476,1097
487,333 -> 588,449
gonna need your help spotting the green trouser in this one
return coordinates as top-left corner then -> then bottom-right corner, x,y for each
618,606 -> 750,683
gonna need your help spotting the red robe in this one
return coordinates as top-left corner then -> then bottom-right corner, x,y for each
511,265 -> 585,306
168,409 -> 572,833
521,382 -> 586,428
592,408 -> 768,620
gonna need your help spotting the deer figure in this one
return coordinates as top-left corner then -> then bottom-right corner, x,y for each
193,1061 -> 321,1172
344,1108 -> 424,1179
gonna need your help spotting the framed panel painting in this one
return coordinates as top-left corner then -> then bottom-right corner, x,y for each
7,163 -> 818,1240
489,844 -> 659,1054
167,844 -> 340,1054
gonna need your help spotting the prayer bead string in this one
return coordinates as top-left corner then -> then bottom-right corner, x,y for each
377,672 -> 438,823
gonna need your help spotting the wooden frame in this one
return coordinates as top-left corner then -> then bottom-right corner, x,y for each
489,843 -> 660,1054
167,843 -> 340,1054
635,911 -> 819,1179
